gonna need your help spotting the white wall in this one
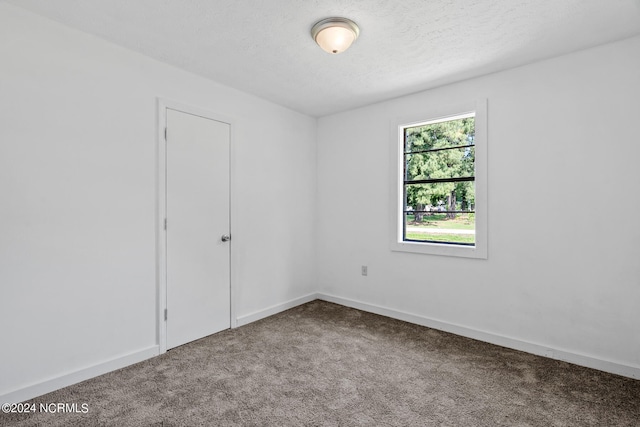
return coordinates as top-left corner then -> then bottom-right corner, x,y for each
317,36 -> 640,376
0,3 -> 316,400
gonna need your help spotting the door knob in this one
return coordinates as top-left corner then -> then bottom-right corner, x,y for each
221,234 -> 231,242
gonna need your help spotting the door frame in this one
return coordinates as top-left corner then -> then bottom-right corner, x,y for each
156,98 -> 236,354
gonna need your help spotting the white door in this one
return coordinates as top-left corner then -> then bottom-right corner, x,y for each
165,108 -> 230,350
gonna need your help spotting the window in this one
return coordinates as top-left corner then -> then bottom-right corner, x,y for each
403,113 -> 476,245
390,99 -> 487,258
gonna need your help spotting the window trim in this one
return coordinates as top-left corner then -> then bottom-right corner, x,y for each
389,99 -> 488,259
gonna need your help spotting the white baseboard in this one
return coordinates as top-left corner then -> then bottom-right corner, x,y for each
1,346 -> 159,404
317,293 -> 640,380
235,293 -> 319,327
4,293 -> 637,404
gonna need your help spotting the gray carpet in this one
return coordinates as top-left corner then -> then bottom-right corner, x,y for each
2,300 -> 639,426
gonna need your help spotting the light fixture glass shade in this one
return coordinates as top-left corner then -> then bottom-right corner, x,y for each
311,18 -> 359,54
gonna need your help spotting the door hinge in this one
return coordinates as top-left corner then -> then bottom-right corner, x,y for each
164,308 -> 167,321
164,218 -> 167,230
164,127 -> 167,140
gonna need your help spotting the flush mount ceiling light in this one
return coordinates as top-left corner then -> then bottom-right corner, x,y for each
311,17 -> 360,54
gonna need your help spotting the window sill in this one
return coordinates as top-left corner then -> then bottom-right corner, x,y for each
390,240 -> 487,259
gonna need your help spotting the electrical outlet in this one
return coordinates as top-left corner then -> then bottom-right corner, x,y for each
361,265 -> 368,276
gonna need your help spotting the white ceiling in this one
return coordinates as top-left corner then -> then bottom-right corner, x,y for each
6,0 -> 640,117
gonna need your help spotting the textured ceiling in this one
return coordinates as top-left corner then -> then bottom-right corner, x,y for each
5,0 -> 640,117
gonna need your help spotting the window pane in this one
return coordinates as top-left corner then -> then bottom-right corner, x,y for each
404,182 -> 475,245
405,146 -> 475,181
405,117 -> 475,153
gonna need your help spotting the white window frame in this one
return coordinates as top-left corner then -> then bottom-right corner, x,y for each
389,99 -> 487,259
